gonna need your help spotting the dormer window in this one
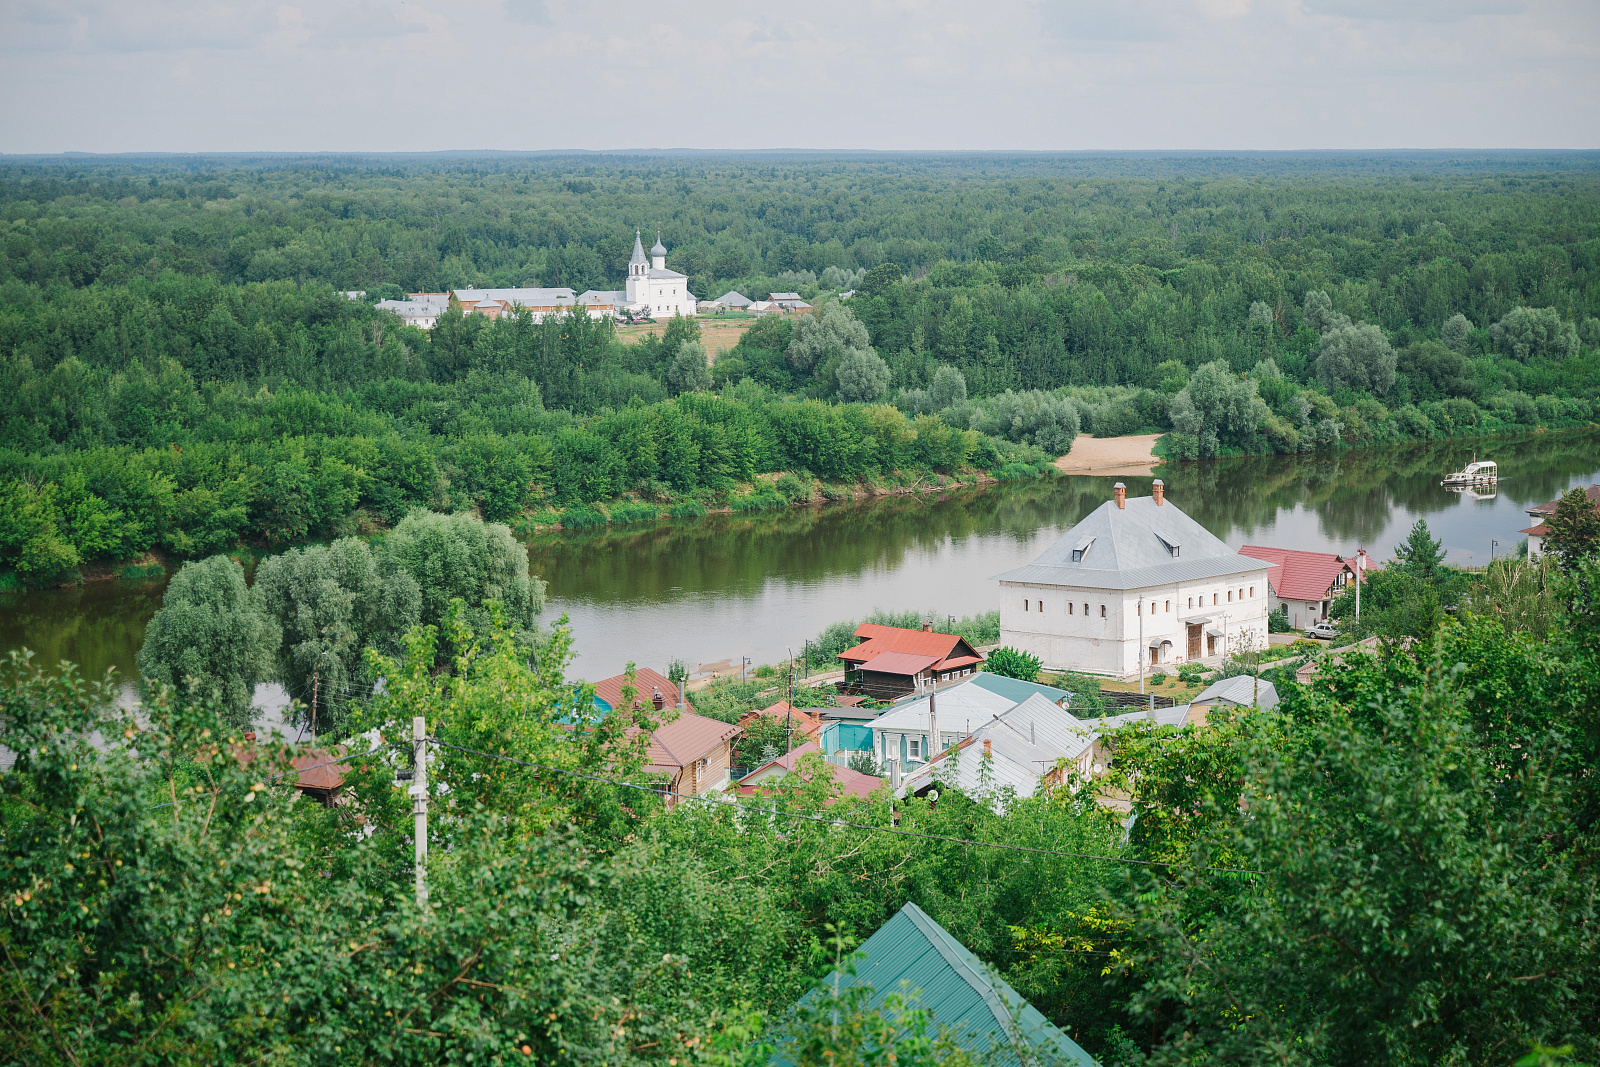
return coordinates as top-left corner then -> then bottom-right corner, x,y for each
1071,536 -> 1095,563
1157,534 -> 1181,558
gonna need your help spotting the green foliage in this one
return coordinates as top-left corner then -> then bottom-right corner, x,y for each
668,340 -> 713,394
983,647 -> 1041,682
136,554 -> 278,727
254,537 -> 420,736
379,510 -> 545,644
1167,361 -> 1269,457
836,348 -> 892,403
1394,516 -> 1446,580
1546,486 -> 1600,568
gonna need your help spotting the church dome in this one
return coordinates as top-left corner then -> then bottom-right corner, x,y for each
650,237 -> 667,257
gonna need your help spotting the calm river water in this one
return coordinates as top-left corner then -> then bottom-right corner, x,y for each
4,430 -> 1598,692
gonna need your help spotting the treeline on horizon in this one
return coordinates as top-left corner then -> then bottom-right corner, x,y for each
3,153 -> 1599,586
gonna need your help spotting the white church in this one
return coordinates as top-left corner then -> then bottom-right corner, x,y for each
992,480 -> 1271,679
579,231 -> 698,321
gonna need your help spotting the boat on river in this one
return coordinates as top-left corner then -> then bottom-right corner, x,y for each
1442,459 -> 1497,487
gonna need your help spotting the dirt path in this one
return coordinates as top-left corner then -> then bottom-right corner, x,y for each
1053,433 -> 1164,477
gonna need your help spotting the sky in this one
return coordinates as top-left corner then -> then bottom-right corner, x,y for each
2,0 -> 1597,153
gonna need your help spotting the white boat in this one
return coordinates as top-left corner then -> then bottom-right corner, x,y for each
1442,459 -> 1498,486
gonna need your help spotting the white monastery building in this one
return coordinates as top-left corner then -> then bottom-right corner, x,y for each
579,231 -> 698,321
992,480 -> 1271,679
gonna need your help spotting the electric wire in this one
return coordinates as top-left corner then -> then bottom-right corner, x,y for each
426,738 -> 1266,877
147,742 -> 405,811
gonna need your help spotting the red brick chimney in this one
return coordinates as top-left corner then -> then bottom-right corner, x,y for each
983,739 -> 992,759
1152,479 -> 1165,506
1113,482 -> 1126,509
651,687 -> 665,711
922,620 -> 932,632
243,731 -> 256,743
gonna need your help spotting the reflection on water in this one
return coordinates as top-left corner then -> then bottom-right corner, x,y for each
4,430 -> 1598,686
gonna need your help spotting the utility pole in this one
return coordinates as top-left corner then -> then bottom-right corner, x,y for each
1138,600 -> 1145,695
786,647 -> 794,756
412,716 -> 428,912
1355,549 -> 1365,624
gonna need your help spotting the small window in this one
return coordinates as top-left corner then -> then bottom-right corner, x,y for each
1084,603 -> 1089,615
1250,586 -> 1255,597
1228,590 -> 1232,602
909,738 -> 922,759
1188,596 -> 1193,609
1213,593 -> 1218,606
1038,600 -> 1044,612
1024,599 -> 1029,611
1100,605 -> 1107,618
1165,600 -> 1171,612
1069,602 -> 1074,615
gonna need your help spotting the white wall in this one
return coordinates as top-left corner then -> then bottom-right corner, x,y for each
999,573 -> 1271,678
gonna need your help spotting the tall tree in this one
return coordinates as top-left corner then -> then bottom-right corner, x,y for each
379,510 -> 546,645
1545,487 -> 1600,569
1394,517 -> 1446,580
255,537 -> 421,737
136,555 -> 278,728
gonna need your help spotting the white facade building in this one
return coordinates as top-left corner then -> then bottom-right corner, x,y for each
578,231 -> 698,321
993,480 -> 1271,679
375,295 -> 449,329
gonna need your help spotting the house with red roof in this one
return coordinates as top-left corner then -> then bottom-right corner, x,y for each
1521,484 -> 1600,560
1238,545 -> 1365,630
736,701 -> 824,742
837,622 -> 985,700
591,667 -> 683,715
633,710 -> 742,802
736,741 -> 883,800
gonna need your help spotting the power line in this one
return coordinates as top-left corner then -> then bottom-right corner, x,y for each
427,739 -> 1265,877
147,743 -> 403,811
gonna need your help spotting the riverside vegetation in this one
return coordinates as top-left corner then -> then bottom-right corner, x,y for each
4,492 -> 1600,1065
4,152 -> 1600,587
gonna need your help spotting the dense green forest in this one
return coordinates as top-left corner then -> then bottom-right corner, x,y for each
3,152 -> 1599,586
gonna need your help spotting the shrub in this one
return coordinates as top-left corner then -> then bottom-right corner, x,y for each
559,508 -> 608,529
606,503 -> 660,525
670,501 -> 708,519
985,646 -> 1042,682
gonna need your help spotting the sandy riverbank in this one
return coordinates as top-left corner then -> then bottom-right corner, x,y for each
1053,433 -> 1164,477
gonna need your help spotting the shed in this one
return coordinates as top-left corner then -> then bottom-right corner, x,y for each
779,902 -> 1099,1066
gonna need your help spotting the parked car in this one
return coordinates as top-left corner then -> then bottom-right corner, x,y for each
1305,620 -> 1337,640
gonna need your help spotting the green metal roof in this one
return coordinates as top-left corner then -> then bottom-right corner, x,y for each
786,902 -> 1099,1066
968,672 -> 1074,707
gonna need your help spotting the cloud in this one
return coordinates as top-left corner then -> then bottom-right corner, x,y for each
1301,0 -> 1524,22
502,0 -> 549,24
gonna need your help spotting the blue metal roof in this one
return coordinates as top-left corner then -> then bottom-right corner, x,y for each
967,672 -> 1074,707
779,903 -> 1099,1066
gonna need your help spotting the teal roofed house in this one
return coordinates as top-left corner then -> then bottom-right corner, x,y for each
779,902 -> 1099,1066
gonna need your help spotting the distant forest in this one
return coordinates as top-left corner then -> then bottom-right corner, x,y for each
2,152 -> 1598,583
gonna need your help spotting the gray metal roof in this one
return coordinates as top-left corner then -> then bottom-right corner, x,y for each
993,495 -> 1270,591
1192,674 -> 1279,711
452,287 -> 576,304
714,290 -> 752,306
647,267 -> 687,280
629,231 -> 647,265
650,236 -> 667,256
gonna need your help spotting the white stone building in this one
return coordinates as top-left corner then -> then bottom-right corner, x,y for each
375,295 -> 449,329
578,231 -> 698,321
992,481 -> 1271,679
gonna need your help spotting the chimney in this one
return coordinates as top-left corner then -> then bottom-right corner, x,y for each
983,738 -> 992,759
1113,482 -> 1126,509
1152,479 -> 1164,506
929,689 -> 938,760
243,731 -> 256,743
922,619 -> 932,632
651,686 -> 665,711
889,759 -> 901,788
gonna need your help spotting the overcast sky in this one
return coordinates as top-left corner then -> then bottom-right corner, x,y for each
3,0 -> 1597,154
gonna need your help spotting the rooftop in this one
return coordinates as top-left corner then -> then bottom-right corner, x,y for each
1191,674 -> 1279,711
839,623 -> 983,671
1239,545 -> 1360,602
993,492 -> 1269,591
1527,484 -> 1600,517
736,741 -> 882,799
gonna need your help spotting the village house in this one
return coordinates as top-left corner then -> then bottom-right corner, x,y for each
1182,675 -> 1279,726
590,666 -> 685,714
735,741 -> 882,800
837,621 -> 985,700
1522,484 -> 1600,559
705,291 -> 752,312
638,711 -> 741,802
1238,545 -> 1366,630
736,701 -> 824,743
865,673 -> 1073,773
788,903 -> 1099,1067
993,480 -> 1271,678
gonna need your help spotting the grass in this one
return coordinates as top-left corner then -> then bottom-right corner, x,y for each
607,503 -> 661,525
118,562 -> 166,583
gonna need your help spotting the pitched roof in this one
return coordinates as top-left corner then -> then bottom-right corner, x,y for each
646,267 -> 688,280
769,291 -> 804,301
966,672 -> 1074,706
1239,545 -> 1358,602
736,741 -> 883,799
839,624 -> 983,671
1526,484 -> 1600,517
993,494 -> 1269,591
857,650 -> 942,677
898,693 -> 1097,806
713,290 -> 751,306
736,702 -> 823,738
637,710 -> 741,774
591,667 -> 681,713
629,231 -> 647,266
788,903 -> 1098,1067
1520,523 -> 1551,536
1191,675 -> 1279,711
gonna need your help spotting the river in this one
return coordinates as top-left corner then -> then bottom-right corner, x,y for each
3,430 -> 1597,700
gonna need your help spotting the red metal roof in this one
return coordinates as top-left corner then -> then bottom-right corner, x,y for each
737,702 -> 824,738
593,667 -> 681,713
1520,523 -> 1551,536
838,624 -> 983,672
1526,485 -> 1600,517
736,740 -> 883,799
857,651 -> 942,677
1239,545 -> 1362,603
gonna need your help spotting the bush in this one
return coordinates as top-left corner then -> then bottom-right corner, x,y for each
985,646 -> 1041,682
606,503 -> 660,525
559,508 -> 608,529
670,501 -> 708,519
